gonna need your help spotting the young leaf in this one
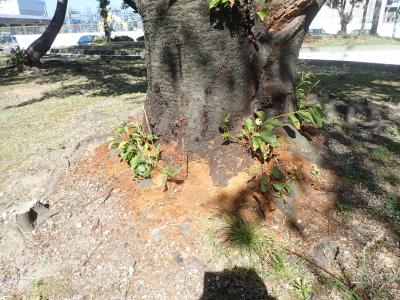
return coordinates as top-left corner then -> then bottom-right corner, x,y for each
252,136 -> 261,152
260,130 -> 280,148
288,113 -> 301,130
266,118 -> 284,127
245,118 -> 254,132
256,10 -> 267,22
298,111 -> 316,126
208,0 -> 220,9
283,183 -> 291,193
272,183 -> 283,191
221,131 -> 232,139
255,111 -> 265,121
271,165 -> 282,180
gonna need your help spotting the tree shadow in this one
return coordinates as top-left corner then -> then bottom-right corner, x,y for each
0,57 -> 148,107
200,267 -> 276,300
300,61 -> 400,104
302,61 -> 400,238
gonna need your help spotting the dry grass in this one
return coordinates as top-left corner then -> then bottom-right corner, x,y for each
0,57 -> 146,188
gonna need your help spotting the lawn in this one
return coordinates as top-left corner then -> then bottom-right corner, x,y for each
303,34 -> 400,48
0,56 -> 147,190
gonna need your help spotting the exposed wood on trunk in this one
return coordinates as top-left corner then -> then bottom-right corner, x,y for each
267,0 -> 316,33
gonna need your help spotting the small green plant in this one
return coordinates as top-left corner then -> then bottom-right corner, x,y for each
311,165 -> 320,176
296,72 -> 317,105
370,146 -> 391,161
237,111 -> 282,161
161,165 -> 181,190
7,47 -> 28,67
259,165 -> 291,201
386,126 -> 399,138
336,202 -> 354,217
293,278 -> 313,299
385,195 -> 399,218
287,164 -> 302,181
161,166 -> 180,181
108,122 -> 159,179
339,167 -> 373,186
291,72 -> 324,129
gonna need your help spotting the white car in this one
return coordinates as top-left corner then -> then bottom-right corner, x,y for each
0,34 -> 19,52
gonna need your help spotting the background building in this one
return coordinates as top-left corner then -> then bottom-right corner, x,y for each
0,0 -> 50,26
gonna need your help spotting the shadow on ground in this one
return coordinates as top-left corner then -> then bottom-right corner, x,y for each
200,267 -> 275,300
1,57 -> 147,110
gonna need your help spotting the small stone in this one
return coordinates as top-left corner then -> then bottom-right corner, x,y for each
128,266 -> 135,277
140,208 -> 154,220
150,228 -> 162,239
135,179 -> 154,190
183,223 -> 190,235
75,222 -> 82,228
191,257 -> 205,269
175,252 -> 184,264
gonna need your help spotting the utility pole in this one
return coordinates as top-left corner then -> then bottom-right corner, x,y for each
393,1 -> 400,38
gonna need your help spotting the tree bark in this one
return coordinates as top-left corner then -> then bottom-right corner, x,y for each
99,0 -> 111,42
360,0 -> 370,33
370,0 -> 382,35
26,0 -> 68,63
140,0 -> 324,153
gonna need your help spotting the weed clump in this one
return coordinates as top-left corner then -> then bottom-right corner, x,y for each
108,122 -> 159,179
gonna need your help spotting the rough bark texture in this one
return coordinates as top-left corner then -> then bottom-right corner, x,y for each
99,0 -> 111,42
27,0 -> 68,63
370,0 -> 382,35
361,0 -> 370,32
139,0 -> 324,153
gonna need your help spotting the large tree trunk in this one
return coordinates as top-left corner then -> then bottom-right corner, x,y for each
339,18 -> 348,34
370,0 -> 382,35
361,0 -> 370,33
99,0 -> 111,42
27,0 -> 68,63
139,0 -> 323,154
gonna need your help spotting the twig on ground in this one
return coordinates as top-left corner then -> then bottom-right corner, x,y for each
82,227 -> 115,266
281,245 -> 352,290
101,187 -> 114,204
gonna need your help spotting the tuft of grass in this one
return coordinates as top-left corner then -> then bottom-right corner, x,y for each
21,277 -> 72,299
336,202 -> 354,217
293,278 -> 313,299
370,146 -> 392,162
225,217 -> 263,251
386,126 -> 400,139
385,195 -> 400,218
339,167 -> 374,186
384,174 -> 400,187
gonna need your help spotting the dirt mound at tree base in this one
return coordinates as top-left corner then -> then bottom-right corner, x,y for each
86,141 -> 339,237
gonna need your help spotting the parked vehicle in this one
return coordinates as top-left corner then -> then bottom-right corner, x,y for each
77,35 -> 98,46
0,34 -> 19,52
308,28 -> 326,35
136,36 -> 145,42
349,29 -> 371,36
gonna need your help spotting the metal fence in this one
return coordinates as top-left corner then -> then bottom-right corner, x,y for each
0,22 -> 141,35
